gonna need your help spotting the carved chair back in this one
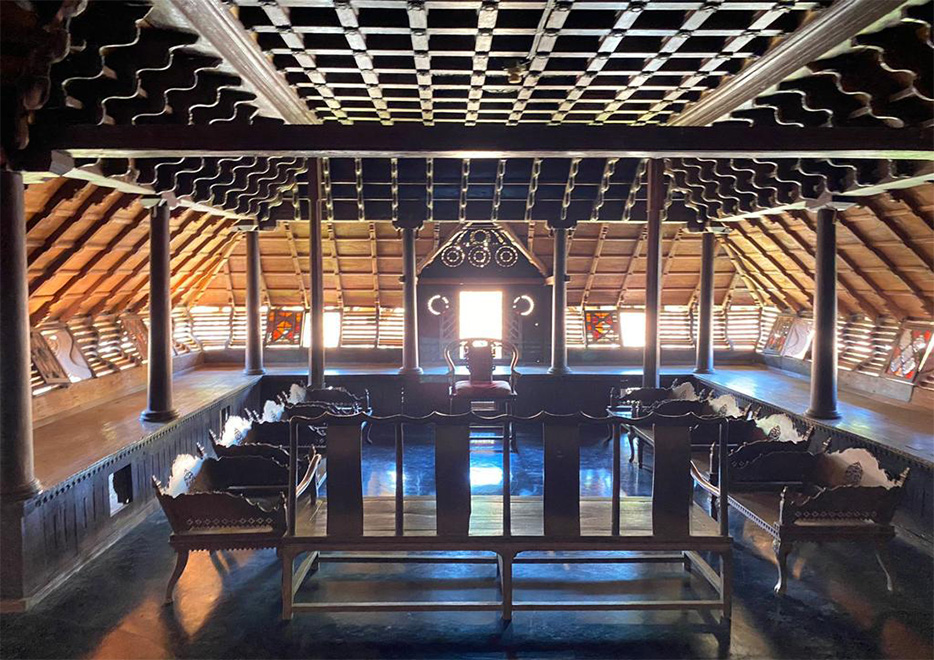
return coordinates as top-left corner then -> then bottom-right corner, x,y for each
443,338 -> 520,392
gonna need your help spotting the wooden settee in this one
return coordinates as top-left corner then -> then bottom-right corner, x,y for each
609,381 -> 751,467
278,410 -> 734,648
153,450 -> 320,604
692,435 -> 908,594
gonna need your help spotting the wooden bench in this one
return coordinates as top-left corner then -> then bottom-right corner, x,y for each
609,383 -> 749,468
153,450 -> 320,604
279,410 -> 734,647
691,437 -> 908,594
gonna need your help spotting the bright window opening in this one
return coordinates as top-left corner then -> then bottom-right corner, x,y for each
459,290 -> 503,340
619,311 -> 646,347
301,310 -> 342,348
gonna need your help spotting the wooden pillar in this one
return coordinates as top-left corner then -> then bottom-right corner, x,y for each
244,230 -> 264,375
548,226 -> 571,375
806,207 -> 841,419
695,231 -> 716,374
399,225 -> 422,375
307,160 -> 325,390
642,159 -> 665,388
0,170 -> 40,499
140,200 -> 177,422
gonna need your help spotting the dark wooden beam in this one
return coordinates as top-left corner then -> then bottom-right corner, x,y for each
36,125 -> 933,160
672,0 -> 907,126
166,0 -> 316,125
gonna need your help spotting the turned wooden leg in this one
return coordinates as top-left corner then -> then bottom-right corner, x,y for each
773,539 -> 793,595
637,437 -> 644,469
627,433 -> 635,463
874,539 -> 895,593
710,494 -> 719,521
497,553 -> 514,622
164,549 -> 189,605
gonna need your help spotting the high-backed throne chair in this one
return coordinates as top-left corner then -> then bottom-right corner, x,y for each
444,338 -> 520,450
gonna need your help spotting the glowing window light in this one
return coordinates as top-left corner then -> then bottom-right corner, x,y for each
459,290 -> 503,340
301,309 -> 341,348
619,311 -> 645,347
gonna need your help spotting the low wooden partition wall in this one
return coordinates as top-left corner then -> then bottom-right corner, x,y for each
0,379 -> 263,611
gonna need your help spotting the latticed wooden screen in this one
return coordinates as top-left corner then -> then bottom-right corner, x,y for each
266,309 -> 304,346
584,310 -> 620,347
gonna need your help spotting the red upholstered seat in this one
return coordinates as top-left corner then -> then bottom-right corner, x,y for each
453,380 -> 514,398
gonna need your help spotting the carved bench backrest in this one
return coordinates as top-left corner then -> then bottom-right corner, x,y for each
754,413 -> 812,445
320,419 -> 699,540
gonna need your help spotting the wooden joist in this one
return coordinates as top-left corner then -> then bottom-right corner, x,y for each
35,125 -> 933,160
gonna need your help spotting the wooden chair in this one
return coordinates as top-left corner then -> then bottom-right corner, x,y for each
444,338 -> 520,450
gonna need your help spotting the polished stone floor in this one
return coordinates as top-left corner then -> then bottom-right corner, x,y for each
2,428 -> 931,659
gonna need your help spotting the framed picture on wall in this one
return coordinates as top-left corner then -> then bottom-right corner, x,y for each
885,324 -> 934,382
781,318 -> 813,360
762,315 -> 794,355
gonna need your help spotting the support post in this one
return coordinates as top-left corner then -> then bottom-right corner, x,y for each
548,226 -> 571,375
307,160 -> 325,390
399,225 -> 422,375
0,170 -> 40,498
695,231 -> 716,374
643,159 -> 665,388
141,200 -> 178,422
806,207 -> 841,420
244,230 -> 264,375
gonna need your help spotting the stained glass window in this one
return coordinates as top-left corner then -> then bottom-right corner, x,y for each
265,309 -> 304,345
886,326 -> 933,382
763,315 -> 794,354
584,310 -> 619,346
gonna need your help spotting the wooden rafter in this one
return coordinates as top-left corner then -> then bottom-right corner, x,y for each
718,240 -> 771,309
27,187 -> 111,262
184,234 -> 244,309
581,224 -> 608,308
862,197 -> 934,271
774,212 -> 895,319
283,222 -> 309,309
28,193 -> 135,296
729,222 -> 813,311
25,179 -> 85,233
836,213 -> 934,316
31,205 -> 148,324
618,227 -> 646,308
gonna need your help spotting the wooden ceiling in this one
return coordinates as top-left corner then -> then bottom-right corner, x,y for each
4,0 -> 933,327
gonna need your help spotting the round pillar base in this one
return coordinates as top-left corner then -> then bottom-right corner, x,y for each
694,368 -> 715,375
805,407 -> 841,421
547,366 -> 572,375
399,366 -> 423,376
140,409 -> 179,423
0,478 -> 41,501
244,368 -> 266,376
